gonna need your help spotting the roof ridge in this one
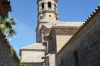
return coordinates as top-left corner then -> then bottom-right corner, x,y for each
21,43 -> 45,50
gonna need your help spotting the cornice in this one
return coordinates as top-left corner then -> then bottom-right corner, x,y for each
38,10 -> 58,16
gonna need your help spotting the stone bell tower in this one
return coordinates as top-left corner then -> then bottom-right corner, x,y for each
36,0 -> 59,43
37,0 -> 59,22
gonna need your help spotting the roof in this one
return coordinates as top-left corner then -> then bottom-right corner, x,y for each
20,43 -> 45,63
43,21 -> 84,39
57,5 -> 100,55
53,22 -> 84,28
42,21 -> 84,28
21,43 -> 45,50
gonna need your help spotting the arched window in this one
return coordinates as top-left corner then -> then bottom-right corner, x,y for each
48,2 -> 51,8
41,3 -> 44,9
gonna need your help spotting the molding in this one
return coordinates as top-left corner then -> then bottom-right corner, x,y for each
38,10 -> 58,16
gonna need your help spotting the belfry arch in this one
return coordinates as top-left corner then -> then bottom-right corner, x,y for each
48,2 -> 52,8
41,2 -> 44,9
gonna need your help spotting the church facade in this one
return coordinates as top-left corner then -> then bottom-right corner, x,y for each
20,0 -> 100,66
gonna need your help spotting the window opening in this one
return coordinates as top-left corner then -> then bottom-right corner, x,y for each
41,3 -> 44,9
49,15 -> 51,17
48,2 -> 51,8
73,50 -> 79,66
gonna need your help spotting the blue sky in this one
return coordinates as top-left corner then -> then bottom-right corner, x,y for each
9,0 -> 100,55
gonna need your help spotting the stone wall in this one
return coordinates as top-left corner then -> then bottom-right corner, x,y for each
56,8 -> 100,66
56,29 -> 76,52
21,50 -> 45,63
0,31 -> 19,66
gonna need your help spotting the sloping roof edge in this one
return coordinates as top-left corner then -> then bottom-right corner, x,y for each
0,29 -> 20,62
57,4 -> 100,55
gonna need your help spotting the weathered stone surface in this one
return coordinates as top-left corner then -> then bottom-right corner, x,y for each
0,33 -> 19,66
57,9 -> 100,66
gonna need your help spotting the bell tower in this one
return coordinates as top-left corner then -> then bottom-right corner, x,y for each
36,0 -> 59,43
37,0 -> 59,22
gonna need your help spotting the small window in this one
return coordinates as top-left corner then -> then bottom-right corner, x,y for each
49,15 -> 51,17
41,57 -> 45,59
41,3 -> 44,9
48,2 -> 51,8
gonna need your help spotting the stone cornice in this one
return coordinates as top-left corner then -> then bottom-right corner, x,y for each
38,10 -> 58,16
48,26 -> 79,38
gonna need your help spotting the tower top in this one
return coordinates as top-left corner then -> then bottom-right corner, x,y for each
37,0 -> 59,23
37,0 -> 58,4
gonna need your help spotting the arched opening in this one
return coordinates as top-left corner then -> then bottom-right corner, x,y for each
48,2 -> 51,8
41,3 -> 44,9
